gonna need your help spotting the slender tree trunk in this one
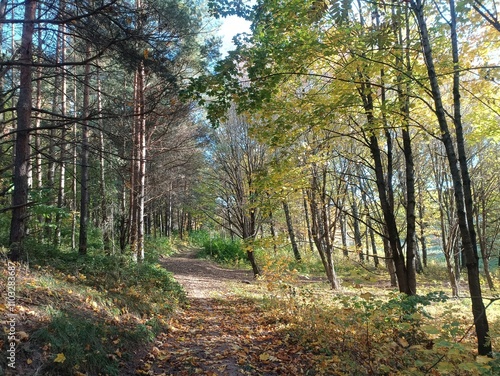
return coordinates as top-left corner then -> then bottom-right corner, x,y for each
309,167 -> 340,289
417,184 -> 428,268
78,45 -> 91,255
351,186 -> 363,262
283,200 -> 301,261
33,16 -> 43,226
137,60 -> 146,262
269,209 -> 278,255
368,217 -> 379,267
383,231 -> 398,287
71,69 -> 78,251
95,69 -> 111,251
55,12 -> 67,246
340,211 -> 348,257
303,193 -> 315,254
129,72 -> 139,254
9,0 -> 37,261
411,0 -> 491,355
368,127 -> 408,293
445,221 -> 460,297
476,184 -> 495,290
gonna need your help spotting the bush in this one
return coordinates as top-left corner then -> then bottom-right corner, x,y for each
198,234 -> 246,264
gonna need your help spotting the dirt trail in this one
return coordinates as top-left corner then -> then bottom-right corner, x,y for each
131,246 -> 317,376
159,245 -> 254,299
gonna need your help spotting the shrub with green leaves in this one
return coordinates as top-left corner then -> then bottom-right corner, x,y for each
198,235 -> 246,263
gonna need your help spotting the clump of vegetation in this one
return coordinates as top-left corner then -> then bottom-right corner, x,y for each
0,237 -> 185,376
261,281 -> 500,375
190,230 -> 247,264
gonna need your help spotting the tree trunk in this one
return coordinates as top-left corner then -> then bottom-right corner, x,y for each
383,232 -> 398,287
308,170 -> 340,289
269,209 -> 278,255
55,11 -> 67,246
303,193 -> 315,255
9,0 -> 37,261
78,45 -> 91,255
96,69 -> 111,252
283,200 -> 301,261
136,60 -> 146,262
411,0 -> 491,355
340,212 -> 348,257
368,218 -> 379,267
351,186 -> 363,262
417,187 -> 428,268
476,186 -> 495,290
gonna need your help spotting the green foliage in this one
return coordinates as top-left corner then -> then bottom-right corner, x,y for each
264,286 -> 494,375
144,236 -> 175,263
31,312 -> 121,376
196,232 -> 247,264
188,229 -> 211,247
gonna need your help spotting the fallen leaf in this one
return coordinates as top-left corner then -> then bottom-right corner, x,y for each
360,292 -> 374,300
18,331 -> 29,341
54,353 -> 66,363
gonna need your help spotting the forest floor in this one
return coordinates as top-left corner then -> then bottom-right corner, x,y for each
129,245 -> 323,376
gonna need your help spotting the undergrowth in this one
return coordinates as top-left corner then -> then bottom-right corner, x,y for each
235,242 -> 500,375
190,230 -> 246,264
0,236 -> 185,376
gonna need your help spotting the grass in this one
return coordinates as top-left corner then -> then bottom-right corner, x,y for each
0,236 -> 185,376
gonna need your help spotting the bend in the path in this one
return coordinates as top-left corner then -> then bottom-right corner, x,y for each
159,244 -> 254,299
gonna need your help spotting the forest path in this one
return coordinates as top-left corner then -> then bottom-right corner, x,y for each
132,245 -> 316,376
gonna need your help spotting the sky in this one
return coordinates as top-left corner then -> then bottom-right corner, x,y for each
218,15 -> 252,55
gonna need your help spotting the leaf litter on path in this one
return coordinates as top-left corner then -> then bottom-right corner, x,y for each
133,246 -> 328,375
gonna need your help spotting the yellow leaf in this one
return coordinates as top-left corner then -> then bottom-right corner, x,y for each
259,353 -> 270,361
26,358 -> 33,364
54,353 -> 66,363
360,292 -> 373,300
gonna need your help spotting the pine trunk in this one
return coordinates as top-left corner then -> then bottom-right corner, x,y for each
9,0 -> 36,261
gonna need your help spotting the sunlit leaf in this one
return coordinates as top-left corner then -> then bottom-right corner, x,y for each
54,353 -> 66,363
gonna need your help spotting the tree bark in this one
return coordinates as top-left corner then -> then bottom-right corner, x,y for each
9,0 -> 37,261
78,44 -> 91,255
55,9 -> 67,246
411,0 -> 491,356
351,186 -> 363,262
283,200 -> 301,261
